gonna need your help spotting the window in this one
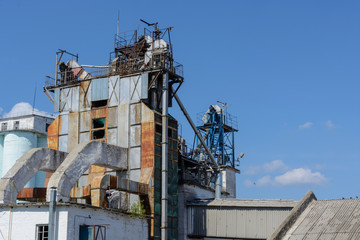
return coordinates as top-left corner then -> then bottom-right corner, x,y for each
46,123 -> 50,132
14,121 -> 20,130
91,118 -> 106,140
79,225 -> 106,240
1,122 -> 7,131
91,100 -> 108,108
36,224 -> 48,240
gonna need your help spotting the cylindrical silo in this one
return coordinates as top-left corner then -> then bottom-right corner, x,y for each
34,135 -> 47,187
2,132 -> 37,187
0,135 -> 4,177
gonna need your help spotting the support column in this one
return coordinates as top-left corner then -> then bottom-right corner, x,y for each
161,72 -> 169,240
48,187 -> 57,240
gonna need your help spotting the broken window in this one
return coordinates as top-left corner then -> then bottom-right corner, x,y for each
79,225 -> 106,240
46,123 -> 50,132
91,118 -> 106,140
14,121 -> 20,130
36,224 -> 48,240
91,100 -> 107,108
1,122 -> 7,131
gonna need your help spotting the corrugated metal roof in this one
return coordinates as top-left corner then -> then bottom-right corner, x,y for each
281,199 -> 360,240
188,198 -> 297,208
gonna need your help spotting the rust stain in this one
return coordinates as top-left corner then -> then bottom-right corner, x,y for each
141,122 -> 155,168
91,189 -> 101,207
110,175 -> 117,189
44,172 -> 53,187
80,81 -> 91,109
17,188 -> 46,199
88,165 -> 106,185
70,185 -> 91,198
90,108 -> 108,119
68,112 -> 79,152
47,116 -> 59,150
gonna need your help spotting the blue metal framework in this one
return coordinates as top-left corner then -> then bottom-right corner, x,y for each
192,104 -> 238,168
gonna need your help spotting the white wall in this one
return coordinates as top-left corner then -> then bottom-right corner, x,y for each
0,204 -> 148,240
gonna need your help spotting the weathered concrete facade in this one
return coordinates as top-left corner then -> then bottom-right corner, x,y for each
0,203 -> 148,240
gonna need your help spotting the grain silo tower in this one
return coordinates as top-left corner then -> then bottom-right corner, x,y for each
0,105 -> 54,195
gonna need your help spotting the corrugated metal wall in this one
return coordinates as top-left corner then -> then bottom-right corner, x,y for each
188,206 -> 292,239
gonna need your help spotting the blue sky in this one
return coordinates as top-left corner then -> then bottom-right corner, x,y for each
1,1 -> 359,201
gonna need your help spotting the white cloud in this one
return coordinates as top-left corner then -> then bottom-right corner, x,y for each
244,168 -> 328,187
244,165 -> 262,175
3,102 -> 54,118
257,175 -> 272,186
0,107 -> 3,114
263,160 -> 288,173
274,168 -> 327,186
299,122 -> 313,129
244,160 -> 288,175
325,120 -> 335,129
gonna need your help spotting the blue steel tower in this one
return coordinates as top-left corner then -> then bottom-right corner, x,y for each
193,103 -> 238,168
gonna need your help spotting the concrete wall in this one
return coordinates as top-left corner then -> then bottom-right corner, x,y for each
0,204 -> 149,240
178,184 -> 215,240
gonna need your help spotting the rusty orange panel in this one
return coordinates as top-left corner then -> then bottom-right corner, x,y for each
17,188 -> 46,199
48,116 -> 59,137
140,167 -> 153,184
91,189 -> 101,207
47,116 -> 59,150
70,185 -> 91,198
89,165 -> 107,173
110,175 -> 117,189
91,189 -> 107,207
80,80 -> 91,109
141,122 -> 155,168
88,165 -> 106,185
90,108 -> 108,119
68,112 -> 79,152
44,172 -> 53,187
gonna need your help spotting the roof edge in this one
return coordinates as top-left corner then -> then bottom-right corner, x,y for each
267,190 -> 316,240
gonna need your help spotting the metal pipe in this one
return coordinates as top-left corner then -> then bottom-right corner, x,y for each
80,65 -> 110,68
48,187 -> 57,240
215,172 -> 222,199
55,53 -> 58,86
171,87 -> 222,198
161,73 -> 169,240
171,87 -> 218,169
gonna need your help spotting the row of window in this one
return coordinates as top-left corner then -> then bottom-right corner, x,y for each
0,122 -> 50,132
1,121 -> 19,131
36,224 -> 106,240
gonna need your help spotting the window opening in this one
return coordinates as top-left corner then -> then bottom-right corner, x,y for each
91,118 -> 106,140
14,121 -> 20,130
91,100 -> 108,108
1,122 -> 8,131
36,224 -> 49,240
46,123 -> 50,132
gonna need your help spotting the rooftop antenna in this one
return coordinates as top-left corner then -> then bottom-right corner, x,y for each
117,10 -> 120,36
32,82 -> 37,114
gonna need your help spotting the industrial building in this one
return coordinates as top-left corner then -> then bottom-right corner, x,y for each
0,20 -> 341,240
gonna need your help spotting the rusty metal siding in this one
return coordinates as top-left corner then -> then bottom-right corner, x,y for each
68,112 -> 79,152
188,205 -> 292,239
79,80 -> 91,111
91,77 -> 108,101
47,116 -> 59,150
